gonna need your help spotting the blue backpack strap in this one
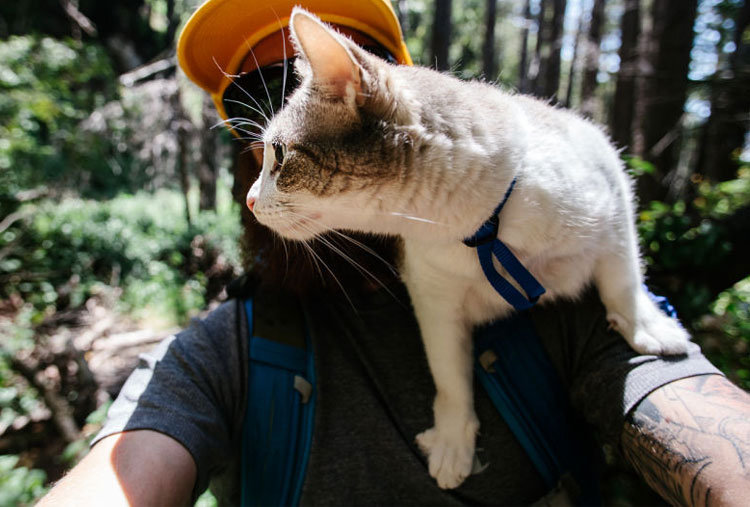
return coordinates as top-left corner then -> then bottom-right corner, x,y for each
240,294 -> 316,507
474,312 -> 602,506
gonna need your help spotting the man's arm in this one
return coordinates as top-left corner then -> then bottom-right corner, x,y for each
621,374 -> 750,507
38,430 -> 196,506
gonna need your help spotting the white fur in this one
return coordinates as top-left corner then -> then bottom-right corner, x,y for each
248,8 -> 691,490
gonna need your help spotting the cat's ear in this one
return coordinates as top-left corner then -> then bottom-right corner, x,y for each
290,8 -> 364,107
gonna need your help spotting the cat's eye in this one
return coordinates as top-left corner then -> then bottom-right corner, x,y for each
273,143 -> 286,165
270,142 -> 286,174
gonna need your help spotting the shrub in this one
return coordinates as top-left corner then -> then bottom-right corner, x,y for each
1,188 -> 241,327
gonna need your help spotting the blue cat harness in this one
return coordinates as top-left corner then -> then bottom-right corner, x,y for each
463,177 -> 546,311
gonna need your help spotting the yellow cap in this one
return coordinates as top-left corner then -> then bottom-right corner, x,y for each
178,0 -> 412,104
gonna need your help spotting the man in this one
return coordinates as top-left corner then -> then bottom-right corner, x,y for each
41,0 -> 750,505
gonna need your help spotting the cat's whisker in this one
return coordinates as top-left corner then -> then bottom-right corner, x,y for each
241,143 -> 266,155
228,129 -> 263,142
302,240 -> 324,284
325,229 -> 400,277
212,56 -> 240,79
312,227 -> 399,278
298,232 -> 357,312
221,116 -> 266,130
272,13 -> 290,111
312,232 -> 385,290
284,210 -> 398,299
212,57 -> 271,123
213,117 -> 260,131
223,98 -> 270,125
228,126 -> 262,139
386,211 -> 444,226
278,213 -> 361,310
223,124 -> 263,136
243,46 -> 275,118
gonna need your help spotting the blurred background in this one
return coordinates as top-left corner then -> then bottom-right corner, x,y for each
0,0 -> 748,505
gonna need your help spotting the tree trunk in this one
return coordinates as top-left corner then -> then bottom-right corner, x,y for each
198,95 -> 218,211
165,0 -> 179,47
696,0 -> 750,182
530,0 -> 549,94
430,0 -> 452,71
396,0 -> 410,36
636,0 -> 699,203
483,0 -> 498,80
610,0 -> 640,151
579,0 -> 606,119
171,89 -> 192,226
518,0 -> 532,93
564,8 -> 585,108
535,0 -> 567,101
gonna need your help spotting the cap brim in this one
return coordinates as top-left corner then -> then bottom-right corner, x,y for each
178,0 -> 411,96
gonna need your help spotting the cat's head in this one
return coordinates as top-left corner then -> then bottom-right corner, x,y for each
247,8 -> 415,241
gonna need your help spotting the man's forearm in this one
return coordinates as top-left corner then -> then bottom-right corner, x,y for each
621,374 -> 750,507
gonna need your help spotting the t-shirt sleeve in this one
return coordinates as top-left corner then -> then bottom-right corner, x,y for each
532,288 -> 722,447
91,300 -> 247,499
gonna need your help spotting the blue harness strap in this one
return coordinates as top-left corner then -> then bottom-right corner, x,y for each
240,297 -> 316,507
464,178 -> 546,311
474,313 -> 602,505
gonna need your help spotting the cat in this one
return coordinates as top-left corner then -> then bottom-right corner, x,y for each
246,7 -> 690,490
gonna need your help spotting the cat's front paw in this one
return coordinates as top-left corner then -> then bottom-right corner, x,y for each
611,291 -> 691,355
415,418 -> 479,489
630,311 -> 690,355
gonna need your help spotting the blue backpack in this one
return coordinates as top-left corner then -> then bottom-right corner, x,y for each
236,289 -> 623,506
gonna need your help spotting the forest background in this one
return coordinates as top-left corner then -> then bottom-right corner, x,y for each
1,0 -> 749,505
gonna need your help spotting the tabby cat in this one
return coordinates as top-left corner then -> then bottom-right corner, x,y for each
246,8 -> 689,489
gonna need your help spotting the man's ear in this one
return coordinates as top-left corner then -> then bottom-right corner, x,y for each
290,7 -> 364,107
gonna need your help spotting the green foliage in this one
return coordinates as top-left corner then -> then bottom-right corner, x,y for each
0,455 -> 47,507
692,169 -> 750,218
0,309 -> 45,438
704,277 -> 750,390
623,156 -> 656,177
0,188 -> 241,327
195,488 -> 218,507
637,167 -> 750,317
0,36 -> 117,204
636,164 -> 750,388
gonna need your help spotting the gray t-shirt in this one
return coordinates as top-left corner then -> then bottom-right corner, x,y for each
94,284 -> 720,505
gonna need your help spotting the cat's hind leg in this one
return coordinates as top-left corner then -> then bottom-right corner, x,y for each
594,251 -> 690,355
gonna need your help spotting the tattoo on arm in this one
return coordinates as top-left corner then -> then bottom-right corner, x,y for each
621,374 -> 750,507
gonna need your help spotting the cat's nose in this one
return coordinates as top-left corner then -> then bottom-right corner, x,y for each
246,194 -> 256,212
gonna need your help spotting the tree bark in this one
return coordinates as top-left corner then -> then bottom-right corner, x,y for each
610,0 -> 640,151
165,0 -> 179,47
483,0 -> 498,80
518,0 -> 532,93
171,89 -> 192,226
396,0 -> 410,36
579,0 -> 606,119
564,7 -> 585,108
528,0 -> 548,92
636,0 -> 699,203
430,0 -> 452,71
198,95 -> 218,212
696,0 -> 750,182
535,0 -> 567,101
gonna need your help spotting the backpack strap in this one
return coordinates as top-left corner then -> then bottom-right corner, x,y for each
239,292 -> 316,507
474,312 -> 602,506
